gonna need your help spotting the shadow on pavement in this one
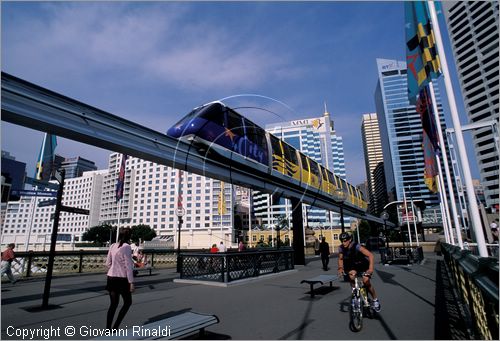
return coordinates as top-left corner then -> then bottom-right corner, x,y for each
376,269 -> 434,307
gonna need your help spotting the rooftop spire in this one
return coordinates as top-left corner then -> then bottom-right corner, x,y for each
324,101 -> 330,117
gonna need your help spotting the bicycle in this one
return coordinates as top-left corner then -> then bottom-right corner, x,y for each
348,272 -> 373,332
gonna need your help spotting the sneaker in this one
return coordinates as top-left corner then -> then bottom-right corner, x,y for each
372,299 -> 381,312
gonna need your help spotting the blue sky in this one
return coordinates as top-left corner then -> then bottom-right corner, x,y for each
1,1 -> 474,186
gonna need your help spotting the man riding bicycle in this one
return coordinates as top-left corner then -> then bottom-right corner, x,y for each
337,232 -> 381,312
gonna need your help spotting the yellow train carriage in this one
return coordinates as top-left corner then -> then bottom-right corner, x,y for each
270,134 -> 286,174
269,133 -> 301,182
297,151 -> 320,189
356,188 -> 368,209
321,166 -> 336,195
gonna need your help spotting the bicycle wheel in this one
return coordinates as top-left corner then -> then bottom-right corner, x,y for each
350,297 -> 363,332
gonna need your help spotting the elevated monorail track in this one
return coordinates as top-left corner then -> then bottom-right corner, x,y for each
1,72 -> 391,225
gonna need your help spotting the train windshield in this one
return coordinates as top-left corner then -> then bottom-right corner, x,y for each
171,102 -> 225,128
171,106 -> 204,128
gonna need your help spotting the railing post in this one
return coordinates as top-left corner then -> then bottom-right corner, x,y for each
26,251 -> 34,278
79,250 -> 84,273
220,255 -> 225,283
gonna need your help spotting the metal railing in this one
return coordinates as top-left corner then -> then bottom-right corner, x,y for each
179,248 -> 295,283
442,243 -> 499,340
379,246 -> 424,264
5,249 -> 177,279
460,242 -> 499,258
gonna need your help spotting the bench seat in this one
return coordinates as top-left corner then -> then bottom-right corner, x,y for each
94,311 -> 219,340
133,265 -> 153,276
301,274 -> 339,298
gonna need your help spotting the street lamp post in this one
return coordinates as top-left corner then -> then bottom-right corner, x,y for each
176,208 -> 185,273
334,189 -> 347,233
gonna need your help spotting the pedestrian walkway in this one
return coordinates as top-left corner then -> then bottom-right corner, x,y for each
1,253 -> 466,340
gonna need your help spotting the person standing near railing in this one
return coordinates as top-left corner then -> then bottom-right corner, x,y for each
105,228 -> 134,329
1,243 -> 19,284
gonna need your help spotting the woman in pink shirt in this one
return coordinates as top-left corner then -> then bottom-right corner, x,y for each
105,228 -> 134,329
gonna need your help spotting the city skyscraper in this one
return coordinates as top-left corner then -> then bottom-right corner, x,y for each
374,58 -> 448,210
442,1 -> 499,212
361,113 -> 384,214
60,156 -> 98,179
253,107 -> 349,231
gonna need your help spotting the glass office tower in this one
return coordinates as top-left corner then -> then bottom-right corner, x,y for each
374,58 -> 448,209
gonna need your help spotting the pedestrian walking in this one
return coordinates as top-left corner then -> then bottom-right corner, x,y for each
105,228 -> 134,329
490,219 -> 499,243
218,241 -> 226,252
319,237 -> 330,271
1,243 -> 19,284
238,241 -> 245,252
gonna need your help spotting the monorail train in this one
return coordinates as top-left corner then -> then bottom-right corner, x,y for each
167,101 -> 367,211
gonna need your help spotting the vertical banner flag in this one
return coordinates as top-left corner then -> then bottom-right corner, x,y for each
218,181 -> 227,215
416,87 -> 439,193
35,133 -> 57,181
417,86 -> 440,192
405,1 -> 441,104
115,154 -> 128,201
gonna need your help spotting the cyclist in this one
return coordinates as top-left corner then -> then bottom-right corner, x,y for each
337,232 -> 381,312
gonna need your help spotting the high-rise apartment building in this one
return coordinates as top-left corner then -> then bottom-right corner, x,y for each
442,1 -> 499,211
361,113 -> 384,214
374,58 -> 448,209
99,153 -> 241,248
1,152 -> 253,249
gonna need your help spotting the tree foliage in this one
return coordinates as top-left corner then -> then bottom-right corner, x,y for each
130,224 -> 156,243
82,224 -> 114,245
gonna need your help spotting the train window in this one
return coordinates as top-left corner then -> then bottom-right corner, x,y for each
321,167 -> 327,181
197,103 -> 225,126
309,160 -> 321,178
226,109 -> 245,137
282,141 -> 298,165
270,134 -> 283,157
244,119 -> 268,149
339,178 -> 347,190
243,118 -> 269,163
299,153 -> 309,171
326,169 -> 334,183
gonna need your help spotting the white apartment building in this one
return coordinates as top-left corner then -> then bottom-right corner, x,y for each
1,152 -> 254,250
1,170 -> 106,250
100,153 -> 243,249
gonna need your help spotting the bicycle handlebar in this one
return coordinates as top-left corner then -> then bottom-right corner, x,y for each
339,271 -> 372,278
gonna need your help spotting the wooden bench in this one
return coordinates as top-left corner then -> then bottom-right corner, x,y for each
133,265 -> 153,276
94,311 -> 219,339
301,274 -> 339,298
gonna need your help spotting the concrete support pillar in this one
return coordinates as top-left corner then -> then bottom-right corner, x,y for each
290,198 -> 305,265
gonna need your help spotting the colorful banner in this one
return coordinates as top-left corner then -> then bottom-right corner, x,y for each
115,154 -> 128,201
417,86 -> 439,193
405,1 -> 441,104
218,181 -> 227,215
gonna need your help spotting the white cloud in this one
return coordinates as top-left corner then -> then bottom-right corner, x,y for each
3,3 -> 302,93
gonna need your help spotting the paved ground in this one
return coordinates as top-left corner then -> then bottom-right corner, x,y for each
1,252 -> 466,340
